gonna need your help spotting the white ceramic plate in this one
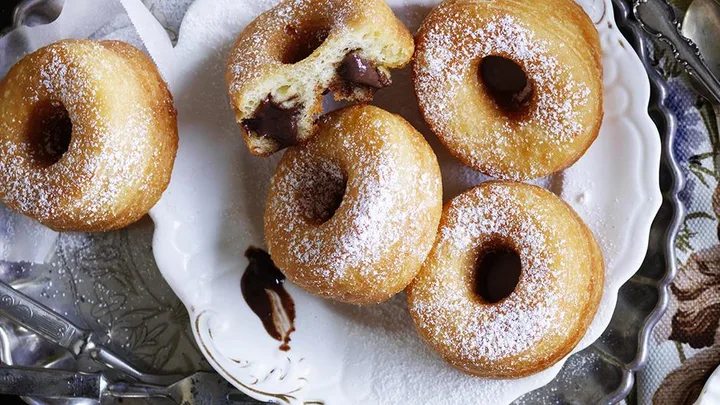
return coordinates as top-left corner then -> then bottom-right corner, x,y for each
118,0 -> 661,403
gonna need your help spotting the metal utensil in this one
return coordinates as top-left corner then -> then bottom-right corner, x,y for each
0,366 -> 256,405
634,0 -> 720,103
12,0 -> 63,28
682,0 -> 720,98
0,277 -> 184,386
682,0 -> 720,169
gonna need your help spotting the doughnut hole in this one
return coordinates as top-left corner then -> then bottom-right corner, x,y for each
479,55 -> 534,114
26,100 -> 72,166
296,159 -> 347,225
473,243 -> 522,304
282,24 -> 330,64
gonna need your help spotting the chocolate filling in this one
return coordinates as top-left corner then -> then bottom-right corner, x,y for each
338,53 -> 391,89
242,98 -> 301,148
241,247 -> 296,351
474,247 -> 522,304
479,55 -> 533,112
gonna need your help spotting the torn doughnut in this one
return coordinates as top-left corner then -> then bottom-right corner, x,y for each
225,0 -> 414,156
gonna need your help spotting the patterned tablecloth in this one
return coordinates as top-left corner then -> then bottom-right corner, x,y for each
634,1 -> 720,403
0,0 -> 718,404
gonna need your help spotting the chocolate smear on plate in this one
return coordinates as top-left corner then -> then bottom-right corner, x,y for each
241,247 -> 296,351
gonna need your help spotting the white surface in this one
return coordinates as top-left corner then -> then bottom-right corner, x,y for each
2,0 -> 663,403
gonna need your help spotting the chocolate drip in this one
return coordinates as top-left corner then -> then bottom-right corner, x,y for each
480,55 -> 533,112
338,53 -> 391,89
475,248 -> 522,304
242,98 -> 301,148
241,247 -> 296,351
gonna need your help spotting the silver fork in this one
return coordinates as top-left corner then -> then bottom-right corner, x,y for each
0,366 -> 258,404
0,277 -> 184,386
0,277 -> 263,404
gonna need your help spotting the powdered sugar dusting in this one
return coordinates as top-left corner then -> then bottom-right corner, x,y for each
0,40 -> 166,228
268,108 -> 440,291
410,184 -> 576,369
227,0 -> 360,90
415,9 -> 594,179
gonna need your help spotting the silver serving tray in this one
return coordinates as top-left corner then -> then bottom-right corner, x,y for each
0,0 -> 683,404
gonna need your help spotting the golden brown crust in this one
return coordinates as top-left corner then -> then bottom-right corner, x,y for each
406,181 -> 604,378
412,0 -> 603,180
0,39 -> 178,232
226,0 -> 414,156
264,105 -> 442,305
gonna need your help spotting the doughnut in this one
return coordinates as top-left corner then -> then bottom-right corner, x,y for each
407,181 -> 604,378
226,0 -> 414,157
264,105 -> 442,305
413,0 -> 603,180
0,39 -> 178,232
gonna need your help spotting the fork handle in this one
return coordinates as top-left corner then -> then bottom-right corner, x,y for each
0,366 -> 174,401
0,280 -> 184,386
0,366 -> 104,400
634,0 -> 720,103
0,281 -> 89,356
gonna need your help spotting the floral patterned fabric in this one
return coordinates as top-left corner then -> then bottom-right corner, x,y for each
635,2 -> 720,402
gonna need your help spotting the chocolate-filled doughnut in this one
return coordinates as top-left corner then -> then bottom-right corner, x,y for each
226,0 -> 414,156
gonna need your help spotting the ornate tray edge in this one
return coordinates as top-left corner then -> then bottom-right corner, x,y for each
602,0 -> 684,403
